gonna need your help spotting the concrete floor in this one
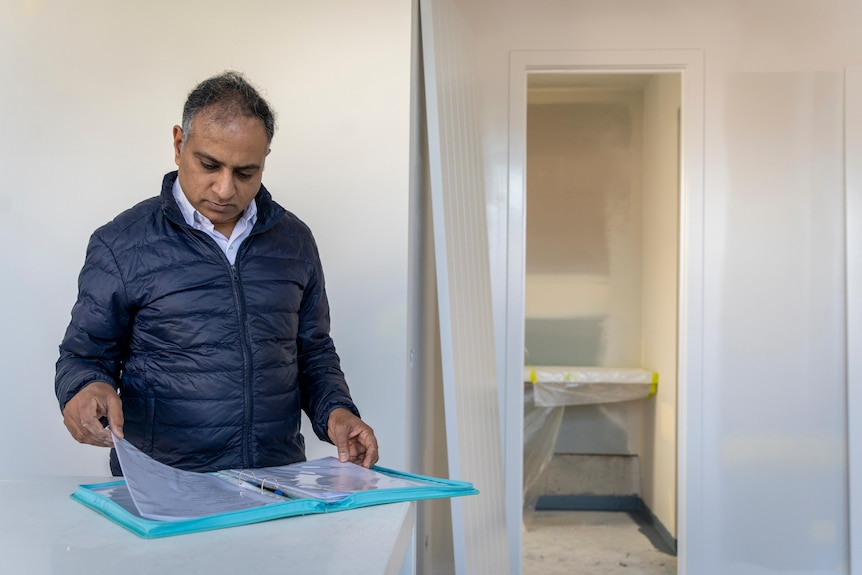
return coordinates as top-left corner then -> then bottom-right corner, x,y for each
523,510 -> 677,575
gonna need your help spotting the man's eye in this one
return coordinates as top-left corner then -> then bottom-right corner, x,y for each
236,172 -> 252,180
201,163 -> 217,170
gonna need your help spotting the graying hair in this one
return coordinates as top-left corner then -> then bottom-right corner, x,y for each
180,71 -> 276,148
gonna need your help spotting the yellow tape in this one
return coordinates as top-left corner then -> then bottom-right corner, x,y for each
530,369 -> 537,384
646,372 -> 658,398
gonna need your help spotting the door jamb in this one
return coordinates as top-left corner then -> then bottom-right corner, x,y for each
845,65 -> 862,575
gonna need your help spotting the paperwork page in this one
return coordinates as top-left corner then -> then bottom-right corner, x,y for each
223,458 -> 426,502
111,434 -> 426,521
112,434 -> 280,521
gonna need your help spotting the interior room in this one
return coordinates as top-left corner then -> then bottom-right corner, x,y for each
520,72 -> 681,574
3,0 -> 861,573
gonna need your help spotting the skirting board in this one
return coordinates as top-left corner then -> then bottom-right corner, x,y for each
535,495 -> 677,557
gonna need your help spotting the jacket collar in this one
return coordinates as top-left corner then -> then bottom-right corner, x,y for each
160,171 -> 285,234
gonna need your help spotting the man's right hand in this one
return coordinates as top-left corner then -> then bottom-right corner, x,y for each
62,381 -> 124,447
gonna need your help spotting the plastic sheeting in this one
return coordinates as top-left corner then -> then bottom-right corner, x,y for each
525,366 -> 657,407
523,384 -> 564,526
522,366 -> 657,525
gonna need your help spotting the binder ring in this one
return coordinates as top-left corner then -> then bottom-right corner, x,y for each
235,470 -> 257,486
260,477 -> 280,494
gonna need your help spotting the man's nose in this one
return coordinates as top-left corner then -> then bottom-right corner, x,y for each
213,169 -> 235,200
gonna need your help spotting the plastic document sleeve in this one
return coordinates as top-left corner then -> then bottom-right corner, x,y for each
71,464 -> 477,539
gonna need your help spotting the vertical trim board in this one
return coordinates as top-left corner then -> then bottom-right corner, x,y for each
845,65 -> 862,575
420,1 -> 511,573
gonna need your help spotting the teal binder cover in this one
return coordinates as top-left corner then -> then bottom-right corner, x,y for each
71,463 -> 478,538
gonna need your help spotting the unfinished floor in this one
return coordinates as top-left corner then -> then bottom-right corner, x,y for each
523,510 -> 677,575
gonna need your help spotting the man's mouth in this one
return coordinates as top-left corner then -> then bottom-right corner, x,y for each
207,201 -> 232,213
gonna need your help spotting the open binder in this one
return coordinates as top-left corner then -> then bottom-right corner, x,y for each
71,436 -> 477,538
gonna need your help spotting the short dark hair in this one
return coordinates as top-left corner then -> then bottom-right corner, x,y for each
181,71 -> 276,145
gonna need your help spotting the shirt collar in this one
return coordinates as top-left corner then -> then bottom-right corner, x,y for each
171,177 -> 258,233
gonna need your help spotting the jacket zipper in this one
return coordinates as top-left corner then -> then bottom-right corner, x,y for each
229,262 -> 254,468
185,227 -> 255,468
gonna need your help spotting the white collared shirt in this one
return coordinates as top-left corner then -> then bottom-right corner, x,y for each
172,178 -> 257,265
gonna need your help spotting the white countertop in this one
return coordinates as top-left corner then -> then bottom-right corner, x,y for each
0,476 -> 414,575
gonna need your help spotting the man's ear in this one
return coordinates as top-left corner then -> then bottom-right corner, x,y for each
172,125 -> 184,166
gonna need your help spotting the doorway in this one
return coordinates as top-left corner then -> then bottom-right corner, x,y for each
504,51 -> 705,574
521,71 -> 679,573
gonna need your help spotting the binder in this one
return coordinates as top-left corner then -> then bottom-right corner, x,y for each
70,437 -> 478,539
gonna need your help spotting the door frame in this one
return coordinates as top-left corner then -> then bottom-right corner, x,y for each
845,65 -> 862,575
505,50 -> 705,572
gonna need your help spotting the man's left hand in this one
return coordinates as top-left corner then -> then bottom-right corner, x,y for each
327,408 -> 379,468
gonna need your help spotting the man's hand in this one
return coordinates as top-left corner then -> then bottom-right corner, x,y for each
326,408 -> 379,468
62,381 -> 124,447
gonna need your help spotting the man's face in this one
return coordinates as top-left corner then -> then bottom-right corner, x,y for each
173,109 -> 271,236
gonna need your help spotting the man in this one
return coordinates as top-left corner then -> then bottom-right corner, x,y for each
55,71 -> 378,475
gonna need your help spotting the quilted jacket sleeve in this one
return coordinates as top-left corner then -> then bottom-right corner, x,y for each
296,238 -> 360,443
55,232 -> 133,411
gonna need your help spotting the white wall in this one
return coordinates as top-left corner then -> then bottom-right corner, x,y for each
640,73 -> 681,538
0,0 -> 412,477
457,0 -> 854,572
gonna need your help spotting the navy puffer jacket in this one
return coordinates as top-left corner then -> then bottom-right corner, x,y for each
55,172 -> 359,472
